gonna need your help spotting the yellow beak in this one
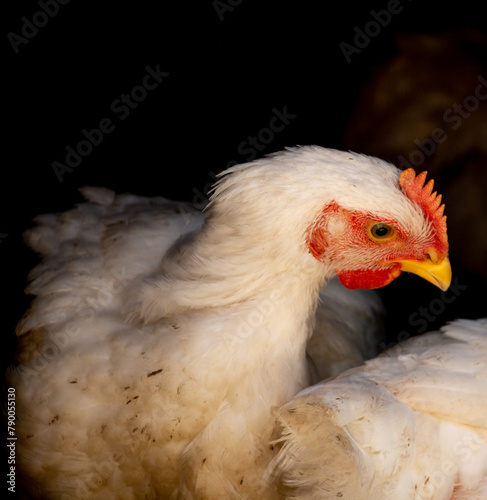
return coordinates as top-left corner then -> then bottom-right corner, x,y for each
388,255 -> 452,291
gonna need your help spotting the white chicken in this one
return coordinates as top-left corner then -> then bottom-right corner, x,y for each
270,318 -> 487,500
9,146 -> 451,499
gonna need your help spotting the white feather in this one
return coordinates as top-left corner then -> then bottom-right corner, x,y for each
270,318 -> 487,500
9,146 -> 445,498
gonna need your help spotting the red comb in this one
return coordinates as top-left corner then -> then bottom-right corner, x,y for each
399,168 -> 448,248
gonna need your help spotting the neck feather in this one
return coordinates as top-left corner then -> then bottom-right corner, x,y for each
123,209 -> 329,329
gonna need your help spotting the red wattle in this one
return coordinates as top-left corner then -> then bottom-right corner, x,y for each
336,266 -> 402,290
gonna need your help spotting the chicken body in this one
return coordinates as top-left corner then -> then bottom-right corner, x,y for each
9,147 -> 449,498
271,318 -> 487,500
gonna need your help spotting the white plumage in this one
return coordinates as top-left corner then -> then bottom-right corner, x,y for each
9,146 -> 470,498
270,318 -> 487,500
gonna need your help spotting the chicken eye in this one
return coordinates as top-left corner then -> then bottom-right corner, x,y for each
368,222 -> 396,241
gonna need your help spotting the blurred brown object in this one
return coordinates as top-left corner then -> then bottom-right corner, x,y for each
342,29 -> 487,283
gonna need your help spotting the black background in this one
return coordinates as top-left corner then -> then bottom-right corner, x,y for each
3,2 -> 487,496
3,1 -> 487,380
